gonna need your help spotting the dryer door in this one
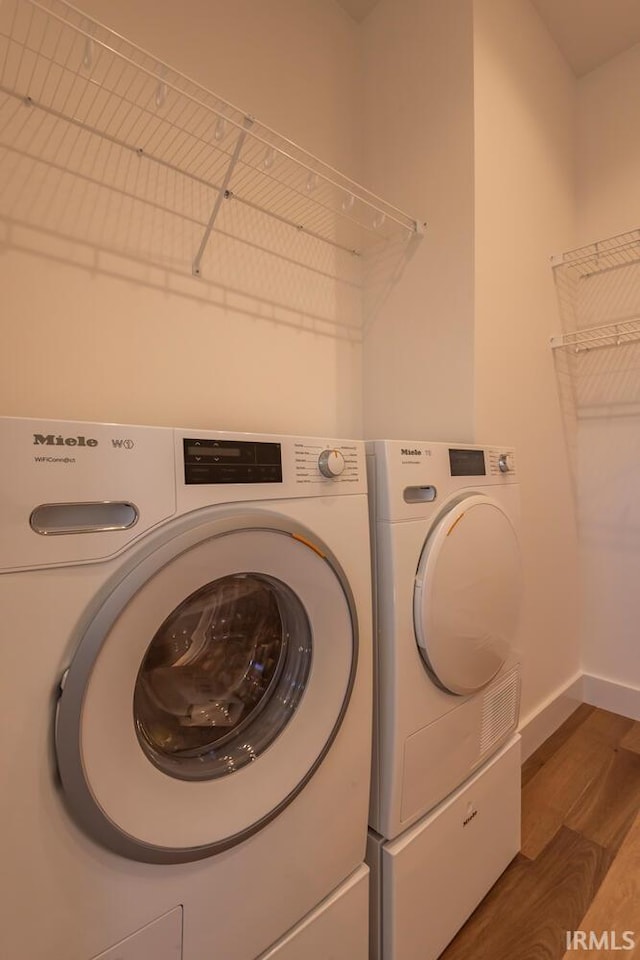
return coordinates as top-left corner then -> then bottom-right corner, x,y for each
413,495 -> 521,696
55,511 -> 358,863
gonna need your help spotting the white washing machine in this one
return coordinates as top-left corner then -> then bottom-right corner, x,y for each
0,416 -> 372,960
365,441 -> 523,960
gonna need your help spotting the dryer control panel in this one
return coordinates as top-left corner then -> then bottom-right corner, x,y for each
449,447 -> 517,478
367,440 -> 518,523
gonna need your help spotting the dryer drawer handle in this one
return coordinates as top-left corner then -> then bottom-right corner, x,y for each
403,485 -> 437,504
30,501 -> 139,535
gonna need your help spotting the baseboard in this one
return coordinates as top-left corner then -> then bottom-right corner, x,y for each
582,673 -> 640,721
518,672 -> 584,762
518,673 -> 640,761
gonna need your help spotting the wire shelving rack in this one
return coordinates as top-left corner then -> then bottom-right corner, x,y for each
0,0 -> 423,281
551,229 -> 640,353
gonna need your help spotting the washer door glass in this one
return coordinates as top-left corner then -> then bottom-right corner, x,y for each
413,495 -> 522,696
55,518 -> 357,862
134,573 -> 311,781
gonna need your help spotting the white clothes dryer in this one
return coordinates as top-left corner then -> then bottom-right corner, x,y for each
365,441 -> 523,960
0,417 -> 372,960
367,441 -> 523,840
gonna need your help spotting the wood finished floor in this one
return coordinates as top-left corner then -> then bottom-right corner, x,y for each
439,705 -> 640,960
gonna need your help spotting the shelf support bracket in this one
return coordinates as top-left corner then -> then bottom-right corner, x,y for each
192,114 -> 254,277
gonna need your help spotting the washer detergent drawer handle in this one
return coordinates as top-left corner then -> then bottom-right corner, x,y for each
30,501 -> 139,535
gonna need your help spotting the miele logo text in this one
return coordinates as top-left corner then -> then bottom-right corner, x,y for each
33,433 -> 98,447
401,448 -> 422,457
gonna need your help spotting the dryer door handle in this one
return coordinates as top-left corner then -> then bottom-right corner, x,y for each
403,486 -> 437,504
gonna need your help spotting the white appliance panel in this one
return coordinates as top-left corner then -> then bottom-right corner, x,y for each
369,737 -> 521,960
91,908 -> 183,960
258,865 -> 369,960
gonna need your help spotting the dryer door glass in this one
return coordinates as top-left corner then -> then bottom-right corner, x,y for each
414,496 -> 522,695
133,573 -> 311,780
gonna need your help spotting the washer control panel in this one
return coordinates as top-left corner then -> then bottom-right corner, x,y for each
295,442 -> 360,484
318,448 -> 345,478
183,438 -> 283,485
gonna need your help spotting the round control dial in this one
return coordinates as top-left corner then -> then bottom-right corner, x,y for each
318,449 -> 345,479
498,453 -> 514,474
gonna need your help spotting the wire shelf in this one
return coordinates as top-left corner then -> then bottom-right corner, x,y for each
551,228 -> 640,349
551,229 -> 640,428
551,228 -> 640,279
0,0 -> 422,279
551,318 -> 640,353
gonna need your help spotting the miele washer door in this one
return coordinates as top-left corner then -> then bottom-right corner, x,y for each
413,495 -> 522,696
55,515 -> 357,863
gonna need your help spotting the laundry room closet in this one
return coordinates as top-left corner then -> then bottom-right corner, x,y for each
1,0 -> 640,955
0,0 -> 591,745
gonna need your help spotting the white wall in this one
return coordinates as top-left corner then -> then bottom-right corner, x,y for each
73,0 -> 363,177
0,0 -> 364,438
576,43 -> 640,244
361,0 -> 476,443
360,0 -> 582,725
573,46 -> 640,690
473,0 -> 581,721
579,412 -> 640,690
